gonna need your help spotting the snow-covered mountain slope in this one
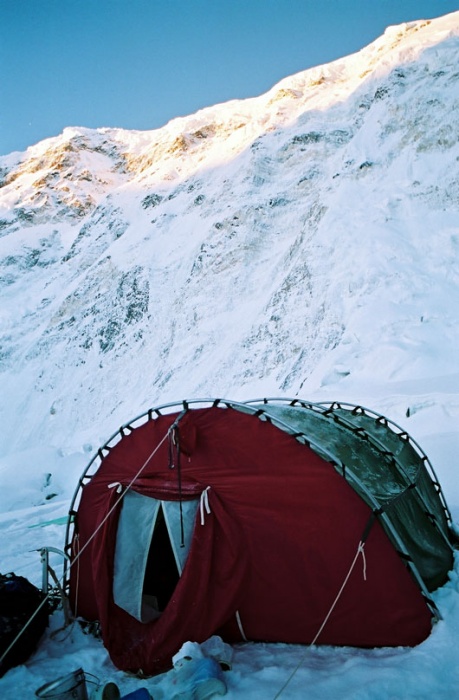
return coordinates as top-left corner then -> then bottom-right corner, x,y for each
1,10 -> 459,700
1,13 -> 459,460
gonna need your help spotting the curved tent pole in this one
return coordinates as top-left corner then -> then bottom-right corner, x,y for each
318,400 -> 452,523
314,404 -> 453,551
63,396 -> 340,589
245,397 -> 452,525
63,397 -> 267,587
64,421 -> 175,593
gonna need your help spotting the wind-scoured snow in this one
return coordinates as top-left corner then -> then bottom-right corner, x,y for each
1,12 -> 459,699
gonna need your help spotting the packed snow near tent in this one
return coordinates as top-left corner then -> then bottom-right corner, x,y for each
1,10 -> 459,700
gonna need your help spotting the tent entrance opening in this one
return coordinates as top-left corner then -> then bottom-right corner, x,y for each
113,491 -> 200,623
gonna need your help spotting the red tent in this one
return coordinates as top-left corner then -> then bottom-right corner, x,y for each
66,399 -> 454,674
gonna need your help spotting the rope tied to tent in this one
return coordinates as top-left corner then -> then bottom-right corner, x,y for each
309,540 -> 367,648
0,424 -> 175,672
200,487 -> 212,525
272,513 -> 375,700
168,410 -> 188,547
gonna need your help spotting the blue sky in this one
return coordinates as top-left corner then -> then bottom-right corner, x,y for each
1,0 -> 458,156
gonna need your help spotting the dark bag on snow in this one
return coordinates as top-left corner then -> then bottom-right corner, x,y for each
0,572 -> 49,677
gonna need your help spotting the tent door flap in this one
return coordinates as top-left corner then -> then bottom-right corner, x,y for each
113,491 -> 199,622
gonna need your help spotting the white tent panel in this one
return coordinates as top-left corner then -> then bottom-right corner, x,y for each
162,499 -> 200,574
113,490 -> 160,622
113,490 -> 200,622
